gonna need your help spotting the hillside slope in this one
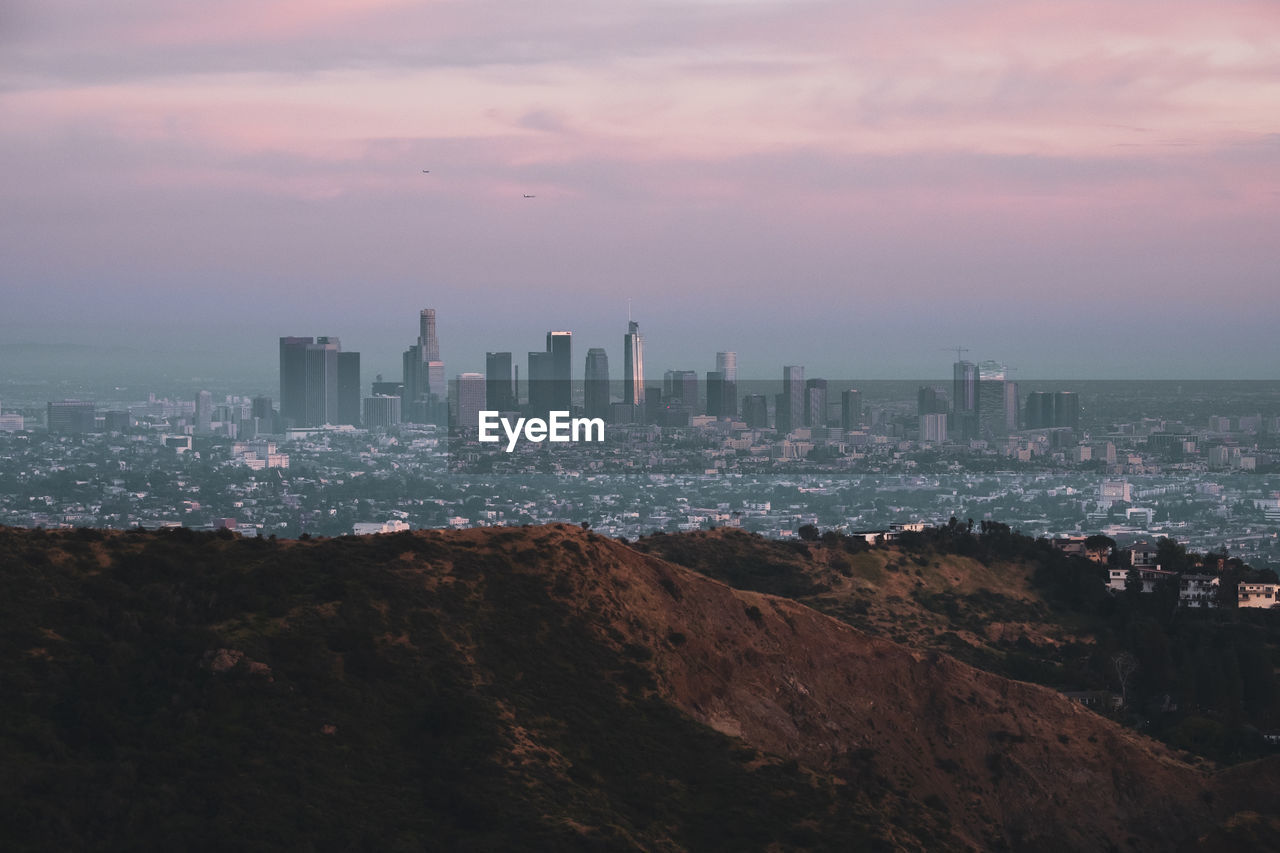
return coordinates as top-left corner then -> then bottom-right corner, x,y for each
1,524 -> 1274,851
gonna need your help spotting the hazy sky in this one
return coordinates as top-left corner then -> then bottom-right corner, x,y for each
2,0 -> 1278,381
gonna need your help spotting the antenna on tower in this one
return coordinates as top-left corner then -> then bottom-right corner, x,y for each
627,297 -> 632,322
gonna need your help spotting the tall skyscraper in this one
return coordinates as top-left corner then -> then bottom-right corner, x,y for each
777,365 -> 804,433
279,336 -> 312,427
841,389 -> 862,431
953,360 -> 977,440
402,308 -> 445,424
527,350 -> 554,416
419,308 -> 440,361
706,371 -> 737,418
1004,380 -> 1020,433
280,335 -> 346,427
485,352 -> 515,412
195,390 -> 213,434
977,360 -> 1007,440
337,351 -> 361,426
715,351 -> 737,384
1054,391 -> 1080,429
742,394 -> 769,429
547,331 -> 572,411
805,378 -> 828,428
623,320 -> 645,406
584,348 -> 610,420
455,373 -> 486,431
1025,391 -> 1054,429
305,336 -> 341,426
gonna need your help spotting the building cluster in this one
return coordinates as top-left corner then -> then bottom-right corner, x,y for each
1094,539 -> 1220,606
1081,536 -> 1280,609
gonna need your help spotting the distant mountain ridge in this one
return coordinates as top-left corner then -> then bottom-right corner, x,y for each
1,523 -> 1278,851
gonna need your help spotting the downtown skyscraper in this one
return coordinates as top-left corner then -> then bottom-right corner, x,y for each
953,360 -> 978,440
777,365 -> 804,433
584,348 -> 610,420
527,331 -> 572,417
977,360 -> 1008,440
402,308 -> 445,424
280,336 -> 357,428
485,352 -> 515,412
547,331 -> 572,411
623,319 -> 645,407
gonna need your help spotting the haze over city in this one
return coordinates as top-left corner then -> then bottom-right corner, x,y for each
2,1 -> 1278,380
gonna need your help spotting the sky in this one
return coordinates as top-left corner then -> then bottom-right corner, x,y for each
2,0 -> 1279,382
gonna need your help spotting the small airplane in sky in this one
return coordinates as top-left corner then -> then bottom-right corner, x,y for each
523,194 -> 536,198
421,169 -> 430,173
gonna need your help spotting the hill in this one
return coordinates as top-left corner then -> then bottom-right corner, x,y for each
2,523 -> 1278,851
633,526 -> 1280,764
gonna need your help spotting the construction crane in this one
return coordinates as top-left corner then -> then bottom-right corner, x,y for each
942,346 -> 970,362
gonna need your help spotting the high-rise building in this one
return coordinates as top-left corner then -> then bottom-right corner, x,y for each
455,373 -> 486,431
419,308 -> 440,361
279,336 -> 311,427
742,394 -> 769,429
402,308 -> 445,424
715,351 -> 737,384
584,348 -> 610,420
841,389 -> 862,431
1004,380 -> 1020,433
805,378 -> 827,428
337,351 -> 361,426
918,386 -> 948,416
623,320 -> 645,406
1025,391 -> 1054,429
195,390 -> 213,434
485,352 -> 515,412
362,395 -> 401,430
920,413 -> 948,443
305,336 -> 341,426
527,350 -> 554,416
706,371 -> 736,418
547,331 -> 572,411
1053,391 -> 1080,429
643,386 -> 662,425
976,360 -> 1007,440
280,336 -> 346,427
953,360 -> 977,440
777,366 -> 804,433
663,370 -> 699,409
47,400 -> 96,433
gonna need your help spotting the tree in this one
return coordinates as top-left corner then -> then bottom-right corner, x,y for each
797,523 -> 820,542
1156,537 -> 1193,574
1085,534 -> 1116,554
1113,652 -> 1139,707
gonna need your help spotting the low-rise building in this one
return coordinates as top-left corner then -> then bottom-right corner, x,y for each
352,520 -> 411,535
1107,566 -> 1178,594
1179,574 -> 1218,608
1239,582 -> 1280,609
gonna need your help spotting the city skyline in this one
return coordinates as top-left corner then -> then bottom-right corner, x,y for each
2,2 -> 1278,380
